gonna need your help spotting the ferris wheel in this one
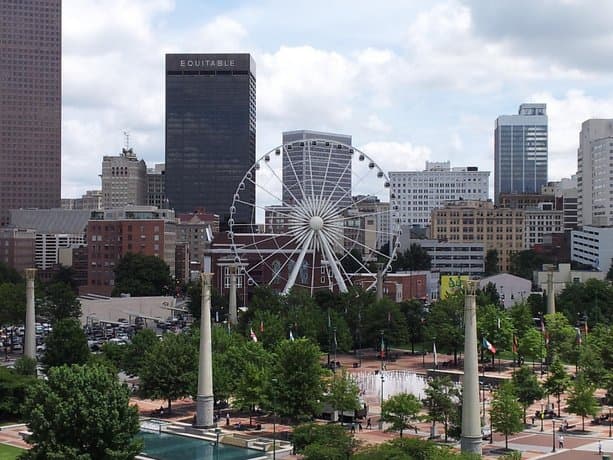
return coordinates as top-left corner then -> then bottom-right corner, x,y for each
228,139 -> 399,295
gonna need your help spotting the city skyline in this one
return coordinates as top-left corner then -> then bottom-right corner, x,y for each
61,1 -> 613,199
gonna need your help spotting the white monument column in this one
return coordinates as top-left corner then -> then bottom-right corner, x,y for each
228,265 -> 238,326
24,268 -> 37,359
546,271 -> 555,315
376,263 -> 384,301
461,280 -> 482,455
195,258 -> 214,428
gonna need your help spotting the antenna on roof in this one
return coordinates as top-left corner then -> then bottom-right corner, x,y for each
123,130 -> 130,150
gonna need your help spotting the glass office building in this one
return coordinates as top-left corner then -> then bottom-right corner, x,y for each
165,54 -> 256,226
494,103 -> 548,203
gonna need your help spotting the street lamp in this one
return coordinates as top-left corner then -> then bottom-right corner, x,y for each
552,420 -> 556,452
379,372 -> 385,430
609,406 -> 612,438
271,378 -> 277,460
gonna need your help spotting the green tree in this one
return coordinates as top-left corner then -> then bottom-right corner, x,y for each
112,253 -> 173,297
509,302 -> 534,340
400,299 -> 426,354
353,437 -> 479,460
325,370 -> 360,424
42,318 -> 90,370
38,282 -> 81,323
123,328 -> 159,376
509,250 -> 547,280
392,243 -> 432,272
186,281 -> 228,321
557,278 -> 613,326
100,342 -> 127,370
228,340 -> 272,425
0,367 -> 36,422
484,249 -> 499,276
0,262 -> 22,284
0,282 -> 25,326
21,363 -> 141,460
139,332 -> 197,413
292,422 -> 355,459
477,304 -> 514,363
511,366 -> 543,423
381,393 -> 422,438
517,328 -> 546,371
13,356 -> 37,377
477,282 -> 500,307
423,376 -> 457,442
490,382 -> 523,450
271,338 -> 324,421
425,293 -> 464,365
543,313 -> 575,362
566,374 -> 599,432
543,357 -> 571,417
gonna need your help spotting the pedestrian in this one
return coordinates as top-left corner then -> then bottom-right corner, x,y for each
598,440 -> 602,455
358,422 -> 363,432
350,422 -> 355,433
226,412 -> 230,426
559,435 -> 564,449
366,418 -> 372,429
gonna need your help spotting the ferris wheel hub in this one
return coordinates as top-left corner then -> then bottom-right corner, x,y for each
309,215 -> 324,231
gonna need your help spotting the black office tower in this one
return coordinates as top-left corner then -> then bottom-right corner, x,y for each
165,54 -> 256,225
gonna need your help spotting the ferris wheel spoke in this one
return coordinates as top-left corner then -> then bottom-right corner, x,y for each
337,232 -> 391,260
332,238 -> 374,274
267,238 -> 305,287
262,158 -> 305,208
310,237 -> 317,295
319,232 -> 354,287
318,183 -> 353,221
283,144 -> 308,203
283,231 -> 314,295
234,198 -> 309,224
307,141 -> 316,200
317,158 -> 353,215
318,143 -> 334,203
245,229 -> 309,274
337,208 -> 391,222
317,231 -> 348,293
244,176 -> 289,210
231,229 -> 297,251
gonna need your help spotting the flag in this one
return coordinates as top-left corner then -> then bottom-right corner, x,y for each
387,311 -> 392,323
380,336 -> 385,359
250,328 -> 258,342
433,341 -> 438,367
482,337 -> 496,354
333,331 -> 338,349
512,335 -> 518,354
584,322 -> 588,335
289,330 -> 294,341
540,317 -> 545,333
545,331 -> 549,347
497,317 -> 501,330
575,327 -> 582,345
260,320 -> 264,333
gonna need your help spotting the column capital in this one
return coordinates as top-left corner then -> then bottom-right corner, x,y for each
25,268 -> 37,281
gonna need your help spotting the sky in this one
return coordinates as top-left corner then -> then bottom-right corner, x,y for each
61,0 -> 613,198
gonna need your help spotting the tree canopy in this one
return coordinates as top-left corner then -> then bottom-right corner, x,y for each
21,363 -> 141,460
490,382 -> 523,450
112,252 -> 173,297
392,243 -> 431,272
42,318 -> 90,370
484,249 -> 500,276
381,393 -> 422,438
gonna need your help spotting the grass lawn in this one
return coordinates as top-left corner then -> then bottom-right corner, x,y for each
0,444 -> 24,460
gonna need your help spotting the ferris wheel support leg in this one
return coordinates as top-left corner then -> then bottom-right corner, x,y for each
320,233 -> 348,293
283,231 -> 314,295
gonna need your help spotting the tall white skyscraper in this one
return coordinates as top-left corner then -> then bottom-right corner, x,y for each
577,119 -> 613,227
282,130 -> 352,209
494,103 -> 548,203
389,161 -> 489,228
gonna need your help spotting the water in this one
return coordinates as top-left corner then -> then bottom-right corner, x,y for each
139,431 -> 264,460
353,370 -> 427,401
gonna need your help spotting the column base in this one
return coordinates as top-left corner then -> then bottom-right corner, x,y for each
194,394 -> 215,428
460,435 -> 482,455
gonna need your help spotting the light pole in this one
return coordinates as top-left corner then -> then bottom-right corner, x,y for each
552,420 -> 556,452
609,406 -> 612,438
379,371 -> 385,430
333,327 -> 337,371
215,428 -> 221,460
272,378 -> 277,460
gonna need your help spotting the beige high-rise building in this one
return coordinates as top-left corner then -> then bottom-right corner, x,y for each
101,148 -> 147,209
430,200 -> 524,272
577,119 -> 613,227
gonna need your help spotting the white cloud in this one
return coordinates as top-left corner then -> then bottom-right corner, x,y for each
358,141 -> 432,172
